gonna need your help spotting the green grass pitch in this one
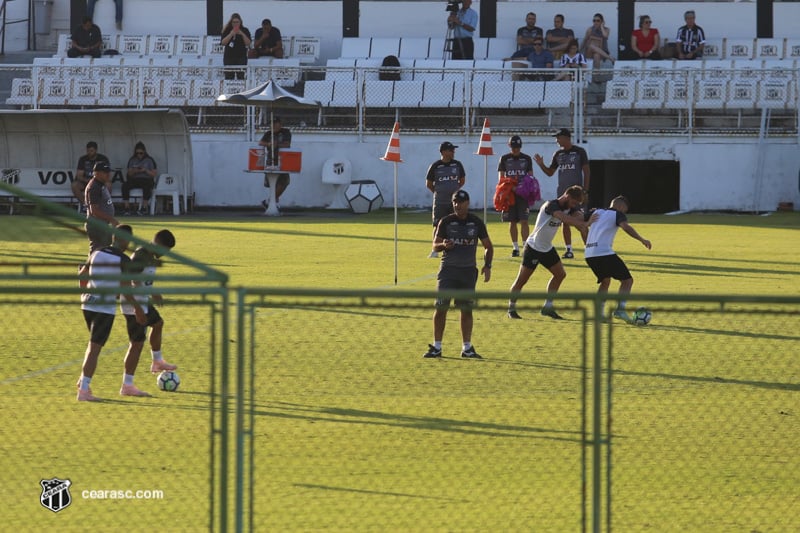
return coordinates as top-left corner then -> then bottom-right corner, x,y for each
0,209 -> 798,531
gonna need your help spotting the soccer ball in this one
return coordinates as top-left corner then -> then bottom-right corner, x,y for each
345,180 -> 384,214
633,307 -> 652,326
157,371 -> 180,392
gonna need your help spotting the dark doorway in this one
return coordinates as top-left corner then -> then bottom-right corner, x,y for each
589,160 -> 680,214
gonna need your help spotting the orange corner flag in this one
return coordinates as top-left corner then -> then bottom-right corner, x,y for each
380,122 -> 403,163
475,118 -> 494,156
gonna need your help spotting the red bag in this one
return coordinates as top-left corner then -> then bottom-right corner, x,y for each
493,177 -> 517,212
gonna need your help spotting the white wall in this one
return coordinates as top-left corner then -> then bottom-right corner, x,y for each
192,132 -> 800,212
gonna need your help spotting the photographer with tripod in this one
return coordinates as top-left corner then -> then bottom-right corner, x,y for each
446,0 -> 477,60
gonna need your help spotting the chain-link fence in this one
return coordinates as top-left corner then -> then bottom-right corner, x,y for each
235,290 -> 799,532
0,187 -> 231,531
2,190 -> 798,531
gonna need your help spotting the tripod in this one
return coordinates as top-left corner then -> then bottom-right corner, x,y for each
443,21 -> 465,59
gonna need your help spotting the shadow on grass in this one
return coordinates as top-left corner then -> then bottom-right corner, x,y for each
251,401 -> 583,443
488,354 -> 798,392
292,483 -> 470,502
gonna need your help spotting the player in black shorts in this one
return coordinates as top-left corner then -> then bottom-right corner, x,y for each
423,190 -> 493,359
498,135 -> 534,257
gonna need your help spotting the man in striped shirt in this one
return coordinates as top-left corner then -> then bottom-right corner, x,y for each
675,10 -> 705,60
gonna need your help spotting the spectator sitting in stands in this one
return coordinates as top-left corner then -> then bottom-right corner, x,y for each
511,12 -> 544,59
68,16 -> 103,59
513,38 -> 553,80
221,13 -> 252,80
555,40 -> 588,81
581,13 -> 615,69
545,14 -> 575,61
675,10 -> 705,60
629,15 -> 661,60
249,18 -> 284,59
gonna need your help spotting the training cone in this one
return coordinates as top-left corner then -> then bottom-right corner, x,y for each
475,118 -> 494,156
380,122 -> 403,163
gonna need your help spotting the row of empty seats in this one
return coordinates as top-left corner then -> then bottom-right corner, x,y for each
305,79 -> 573,110
603,78 -> 797,112
691,38 -> 800,61
341,37 -> 519,61
55,33 -> 320,63
30,56 -> 302,85
7,76 -> 248,108
327,58 -> 525,82
614,59 -> 800,81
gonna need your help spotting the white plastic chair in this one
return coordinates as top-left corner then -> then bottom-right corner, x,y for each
6,78 -> 34,107
754,38 -> 784,60
175,35 -> 203,57
150,174 -> 183,215
398,38 -> 430,59
147,35 -> 176,57
321,158 -> 353,209
369,38 -> 401,59
724,38 -> 755,60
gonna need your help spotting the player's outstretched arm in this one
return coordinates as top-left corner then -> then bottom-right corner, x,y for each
620,222 -> 652,249
554,211 -> 588,233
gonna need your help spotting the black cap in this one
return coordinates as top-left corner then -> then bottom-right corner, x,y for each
440,141 -> 458,152
93,161 -> 111,173
509,135 -> 522,147
452,189 -> 470,202
553,128 -> 572,137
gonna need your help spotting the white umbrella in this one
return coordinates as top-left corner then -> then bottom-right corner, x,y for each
217,79 -> 320,147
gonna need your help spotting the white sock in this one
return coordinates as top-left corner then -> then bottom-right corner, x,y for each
618,301 -> 627,311
544,299 -> 553,308
512,242 -> 519,251
80,376 -> 92,391
433,341 -> 442,350
463,342 -> 472,351
152,350 -> 163,361
566,245 -> 573,252
123,373 -> 135,386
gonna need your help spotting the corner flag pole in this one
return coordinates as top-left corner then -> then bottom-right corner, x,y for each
475,118 -> 494,223
380,122 -> 403,284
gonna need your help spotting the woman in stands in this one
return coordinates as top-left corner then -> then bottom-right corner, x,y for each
581,13 -> 615,67
630,15 -> 661,60
220,13 -> 252,80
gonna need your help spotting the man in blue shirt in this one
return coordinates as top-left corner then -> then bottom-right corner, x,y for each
527,38 -> 554,69
447,0 -> 478,60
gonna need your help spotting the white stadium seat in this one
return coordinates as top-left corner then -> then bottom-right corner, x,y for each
6,78 -> 34,107
399,38 -> 430,59
147,35 -> 176,56
369,38 -> 400,59
175,35 -> 203,57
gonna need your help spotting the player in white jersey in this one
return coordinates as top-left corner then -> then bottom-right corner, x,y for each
77,225 -> 146,401
119,229 -> 178,397
584,196 -> 652,323
507,185 -> 587,319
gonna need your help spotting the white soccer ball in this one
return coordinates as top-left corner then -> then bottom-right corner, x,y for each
345,180 -> 384,214
157,371 -> 180,392
633,307 -> 652,326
